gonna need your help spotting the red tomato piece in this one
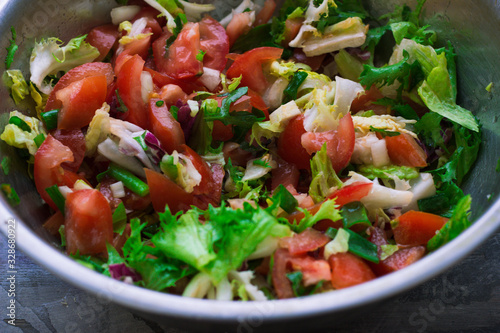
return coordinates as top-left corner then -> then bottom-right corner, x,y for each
147,98 -> 185,154
180,145 -> 213,195
34,135 -> 75,210
329,252 -> 376,289
45,63 -> 114,112
116,54 -> 149,129
212,120 -> 234,142
152,31 -> 173,74
289,256 -> 331,286
272,248 -> 295,299
51,129 -> 86,172
56,75 -> 108,129
350,85 -> 385,113
86,24 -> 120,62
370,246 -> 426,276
301,113 -> 356,173
393,211 -> 449,246
65,189 -> 113,255
226,12 -> 254,46
120,33 -> 152,60
279,228 -> 330,255
132,6 -> 163,38
277,114 -> 311,170
162,22 -> 204,80
199,16 -> 230,71
385,133 -> 428,168
271,157 -> 299,191
254,0 -> 277,26
226,47 -> 283,94
143,67 -> 203,95
145,168 -> 195,213
283,18 -> 304,47
327,182 -> 373,208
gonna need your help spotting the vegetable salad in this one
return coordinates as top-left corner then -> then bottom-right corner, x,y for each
1,0 -> 480,300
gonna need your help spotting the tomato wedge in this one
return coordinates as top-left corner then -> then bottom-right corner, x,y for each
329,252 -> 376,289
254,0 -> 277,26
34,135 -> 75,210
279,228 -> 330,255
226,47 -> 283,94
277,114 -> 311,170
385,133 -> 428,168
199,16 -> 230,71
65,189 -> 113,255
161,22 -> 204,80
56,75 -> 108,129
289,256 -> 331,286
86,24 -> 119,62
45,62 -> 114,113
393,211 -> 449,246
116,54 -> 148,129
148,98 -> 185,154
145,168 -> 195,213
302,113 -> 355,173
370,246 -> 426,276
51,129 -> 86,172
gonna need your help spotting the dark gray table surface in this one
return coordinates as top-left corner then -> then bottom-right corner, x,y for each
1,231 -> 499,333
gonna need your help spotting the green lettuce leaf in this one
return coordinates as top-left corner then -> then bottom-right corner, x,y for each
309,143 -> 343,203
427,195 -> 472,251
3,70 -> 29,104
358,164 -> 419,180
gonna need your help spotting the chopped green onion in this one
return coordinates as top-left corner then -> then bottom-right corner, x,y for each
108,164 -> 149,197
156,100 -> 165,107
45,185 -> 66,213
283,71 -> 308,103
170,105 -> 179,121
5,27 -> 18,69
9,116 -> 31,132
96,170 -> 109,183
59,225 -> 66,247
272,184 -> 298,214
344,229 -> 379,264
112,202 -> 127,235
1,157 -> 11,175
41,109 -> 59,130
115,90 -> 128,113
34,133 -> 46,148
196,50 -> 206,62
341,202 -> 371,229
1,184 -> 20,206
369,126 -> 400,137
133,132 -> 148,151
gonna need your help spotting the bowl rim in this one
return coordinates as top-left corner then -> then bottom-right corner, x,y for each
1,194 -> 499,323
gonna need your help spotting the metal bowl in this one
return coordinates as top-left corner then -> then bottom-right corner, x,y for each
1,0 -> 499,331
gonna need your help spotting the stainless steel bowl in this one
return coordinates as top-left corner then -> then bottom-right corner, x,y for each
1,0 -> 499,331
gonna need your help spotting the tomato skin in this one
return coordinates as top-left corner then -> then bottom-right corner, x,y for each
385,133 -> 427,168
301,113 -> 355,173
277,115 -> 311,170
86,24 -> 120,62
254,0 -> 277,26
271,157 -> 299,191
45,62 -> 114,112
162,22 -> 204,80
226,47 -> 283,94
116,55 -> 149,129
51,129 -> 86,172
199,16 -> 230,71
180,145 -> 213,195
145,168 -> 196,213
329,252 -> 376,289
283,18 -> 304,47
272,248 -> 295,299
327,182 -> 373,207
370,246 -> 426,276
65,189 -> 113,255
147,98 -> 185,154
393,211 -> 449,246
34,135 -> 75,210
56,75 -> 108,129
279,228 -> 330,255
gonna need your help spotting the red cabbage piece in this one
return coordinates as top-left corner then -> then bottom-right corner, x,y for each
109,263 -> 142,282
347,47 -> 371,61
176,101 -> 197,141
144,131 -> 166,164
